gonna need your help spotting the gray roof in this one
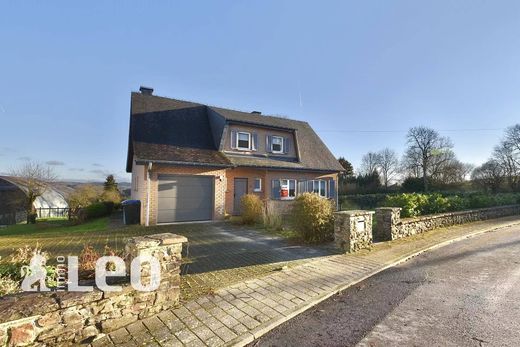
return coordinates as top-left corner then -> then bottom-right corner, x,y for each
127,92 -> 343,173
0,176 -> 68,209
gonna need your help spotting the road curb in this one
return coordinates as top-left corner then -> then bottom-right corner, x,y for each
227,219 -> 520,347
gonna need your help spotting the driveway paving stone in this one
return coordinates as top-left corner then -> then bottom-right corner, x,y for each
89,216 -> 520,347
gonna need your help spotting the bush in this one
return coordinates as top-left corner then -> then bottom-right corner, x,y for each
446,195 -> 468,212
0,245 -> 56,295
384,192 -> 520,217
291,193 -> 334,243
240,194 -> 263,225
401,177 -> 426,193
339,194 -> 387,210
78,244 -> 100,279
0,276 -> 19,296
84,202 -> 113,220
384,193 -> 425,217
422,193 -> 451,215
263,200 -> 283,231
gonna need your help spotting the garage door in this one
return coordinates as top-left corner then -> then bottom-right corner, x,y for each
157,175 -> 214,223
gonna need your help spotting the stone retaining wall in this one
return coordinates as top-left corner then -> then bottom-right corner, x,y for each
0,233 -> 187,346
334,210 -> 374,253
374,205 -> 520,241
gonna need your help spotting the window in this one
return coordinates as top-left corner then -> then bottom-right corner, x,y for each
311,180 -> 327,197
280,179 -> 297,200
237,132 -> 251,150
271,136 -> 283,153
254,178 -> 262,192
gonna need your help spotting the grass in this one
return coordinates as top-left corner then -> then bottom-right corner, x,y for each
0,217 -> 204,264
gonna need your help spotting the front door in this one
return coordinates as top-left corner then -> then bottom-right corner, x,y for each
233,178 -> 248,215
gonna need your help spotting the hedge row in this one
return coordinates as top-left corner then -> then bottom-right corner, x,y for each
340,193 -> 520,218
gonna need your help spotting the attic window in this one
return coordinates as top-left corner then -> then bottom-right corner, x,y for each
271,136 -> 283,153
237,132 -> 251,150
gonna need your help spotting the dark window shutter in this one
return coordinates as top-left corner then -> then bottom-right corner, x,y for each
231,130 -> 237,149
283,137 -> 290,154
252,133 -> 258,151
271,179 -> 280,199
266,135 -> 272,153
328,179 -> 336,199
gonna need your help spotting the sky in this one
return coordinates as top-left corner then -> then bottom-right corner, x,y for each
1,1 -> 520,182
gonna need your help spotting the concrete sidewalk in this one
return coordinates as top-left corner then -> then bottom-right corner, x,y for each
91,216 -> 520,347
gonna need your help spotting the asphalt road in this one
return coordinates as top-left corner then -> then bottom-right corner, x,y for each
251,224 -> 520,347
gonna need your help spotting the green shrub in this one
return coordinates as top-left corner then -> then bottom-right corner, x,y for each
84,202 -> 110,220
263,200 -> 283,231
384,193 -> 425,217
0,263 -> 20,281
339,194 -> 387,210
446,195 -> 468,212
291,193 -> 334,243
240,194 -> 263,225
422,194 -> 451,215
384,192 -> 520,217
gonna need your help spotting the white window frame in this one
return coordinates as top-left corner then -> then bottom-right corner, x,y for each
254,178 -> 262,192
280,179 -> 297,200
236,131 -> 251,150
271,136 -> 284,154
311,180 -> 327,197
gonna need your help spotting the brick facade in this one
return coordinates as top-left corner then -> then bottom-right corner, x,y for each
145,164 -> 228,225
134,158 -> 339,225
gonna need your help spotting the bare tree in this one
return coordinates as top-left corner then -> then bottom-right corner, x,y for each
359,152 -> 379,176
404,126 -> 453,192
472,160 -> 504,193
10,162 -> 57,224
504,124 -> 520,165
375,148 -> 399,188
493,140 -> 520,191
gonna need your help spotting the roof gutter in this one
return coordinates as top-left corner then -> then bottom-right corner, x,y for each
135,159 -> 233,168
146,162 -> 152,227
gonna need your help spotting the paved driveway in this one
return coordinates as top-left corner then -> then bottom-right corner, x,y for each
180,223 -> 336,275
175,222 -> 337,300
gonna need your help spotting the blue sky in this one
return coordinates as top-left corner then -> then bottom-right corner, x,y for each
1,1 -> 520,182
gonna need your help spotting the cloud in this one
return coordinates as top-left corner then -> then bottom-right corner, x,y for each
46,160 -> 65,166
92,163 -> 103,167
89,169 -> 106,175
18,156 -> 31,161
69,168 -> 85,172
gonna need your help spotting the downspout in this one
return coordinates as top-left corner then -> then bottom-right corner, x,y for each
146,162 -> 152,226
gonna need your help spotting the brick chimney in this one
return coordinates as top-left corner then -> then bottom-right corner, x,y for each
139,86 -> 154,95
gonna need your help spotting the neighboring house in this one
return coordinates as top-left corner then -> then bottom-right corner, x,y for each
0,176 -> 69,225
126,87 -> 344,225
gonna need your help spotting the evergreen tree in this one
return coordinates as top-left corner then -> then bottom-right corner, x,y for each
104,175 -> 118,191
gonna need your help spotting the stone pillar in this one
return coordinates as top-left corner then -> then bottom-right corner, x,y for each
334,210 -> 374,253
125,233 -> 187,317
374,208 -> 401,241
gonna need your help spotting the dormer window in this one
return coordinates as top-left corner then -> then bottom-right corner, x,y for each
271,136 -> 284,153
237,132 -> 251,150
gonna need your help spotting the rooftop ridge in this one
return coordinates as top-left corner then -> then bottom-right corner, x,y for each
132,91 -> 307,124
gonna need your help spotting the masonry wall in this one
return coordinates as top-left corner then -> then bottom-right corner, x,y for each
0,233 -> 186,347
375,205 -> 520,241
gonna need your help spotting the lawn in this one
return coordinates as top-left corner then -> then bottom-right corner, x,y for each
0,217 -> 203,264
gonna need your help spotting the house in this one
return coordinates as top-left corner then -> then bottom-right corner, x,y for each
126,87 -> 344,225
0,176 -> 69,225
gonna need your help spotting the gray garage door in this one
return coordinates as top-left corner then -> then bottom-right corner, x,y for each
157,175 -> 214,223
